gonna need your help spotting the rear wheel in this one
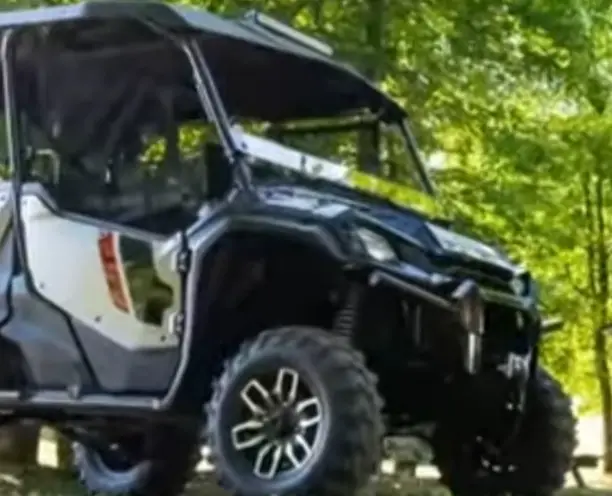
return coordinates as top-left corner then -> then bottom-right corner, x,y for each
73,423 -> 201,495
205,326 -> 384,496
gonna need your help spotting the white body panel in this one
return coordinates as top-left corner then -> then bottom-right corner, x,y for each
21,194 -> 180,350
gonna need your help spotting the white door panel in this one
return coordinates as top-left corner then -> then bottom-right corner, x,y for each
21,195 -> 180,350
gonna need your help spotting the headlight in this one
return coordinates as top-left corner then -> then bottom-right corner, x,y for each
354,227 -> 397,262
509,276 -> 526,296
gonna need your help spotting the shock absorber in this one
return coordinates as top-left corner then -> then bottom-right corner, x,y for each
332,283 -> 364,340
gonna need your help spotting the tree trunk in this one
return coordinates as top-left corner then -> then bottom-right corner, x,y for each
581,168 -> 612,473
582,165 -> 612,474
594,328 -> 612,472
358,0 -> 385,175
593,171 -> 612,473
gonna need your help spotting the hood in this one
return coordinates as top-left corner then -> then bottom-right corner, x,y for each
237,126 -> 526,292
258,182 -> 522,278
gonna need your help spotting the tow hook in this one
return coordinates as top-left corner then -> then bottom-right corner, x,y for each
497,352 -> 531,412
497,352 -> 530,380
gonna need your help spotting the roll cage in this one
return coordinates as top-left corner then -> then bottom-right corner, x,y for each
0,0 -> 433,197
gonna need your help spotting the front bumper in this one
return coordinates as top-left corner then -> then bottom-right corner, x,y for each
366,262 -> 539,374
368,262 -> 537,313
480,287 -> 537,314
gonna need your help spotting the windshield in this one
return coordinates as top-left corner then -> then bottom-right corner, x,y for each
229,116 -> 435,198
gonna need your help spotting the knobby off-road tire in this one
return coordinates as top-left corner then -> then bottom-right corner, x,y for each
73,422 -> 201,496
433,367 -> 577,496
129,424 -> 202,496
205,326 -> 384,496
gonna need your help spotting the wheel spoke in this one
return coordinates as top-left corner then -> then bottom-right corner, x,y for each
253,441 -> 283,480
284,442 -> 301,469
296,397 -> 321,429
231,419 -> 266,451
285,439 -> 309,469
233,365 -> 325,481
240,379 -> 272,415
273,368 -> 300,405
293,433 -> 313,459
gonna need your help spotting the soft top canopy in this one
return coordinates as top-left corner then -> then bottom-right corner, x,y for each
0,1 -> 405,122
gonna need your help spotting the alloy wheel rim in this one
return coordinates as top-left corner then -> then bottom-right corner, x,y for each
474,436 -> 517,476
229,367 -> 323,480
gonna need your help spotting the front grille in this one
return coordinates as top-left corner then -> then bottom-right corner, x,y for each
443,265 -> 513,294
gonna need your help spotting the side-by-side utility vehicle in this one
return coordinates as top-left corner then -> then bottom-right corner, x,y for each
0,2 -> 576,495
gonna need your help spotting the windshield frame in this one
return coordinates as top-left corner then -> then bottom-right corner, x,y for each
398,118 -> 436,196
250,115 -> 436,197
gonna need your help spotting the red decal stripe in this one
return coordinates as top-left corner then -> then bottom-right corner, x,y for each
98,232 -> 129,313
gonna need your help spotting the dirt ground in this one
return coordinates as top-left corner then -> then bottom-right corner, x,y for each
0,466 -> 610,496
36,435 -> 612,491
2,426 -> 606,495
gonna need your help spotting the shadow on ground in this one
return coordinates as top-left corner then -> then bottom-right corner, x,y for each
0,466 -> 609,496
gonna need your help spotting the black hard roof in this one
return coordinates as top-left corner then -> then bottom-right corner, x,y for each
0,2 -> 276,39
0,1 -> 404,121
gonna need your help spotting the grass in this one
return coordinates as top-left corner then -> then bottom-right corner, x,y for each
0,466 -> 609,496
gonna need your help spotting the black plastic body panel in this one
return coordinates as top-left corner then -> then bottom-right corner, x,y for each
0,222 -> 13,325
2,275 -> 94,389
2,272 -> 178,395
71,318 -> 177,393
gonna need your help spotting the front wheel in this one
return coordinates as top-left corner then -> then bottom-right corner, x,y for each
433,367 -> 577,496
205,326 -> 384,496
